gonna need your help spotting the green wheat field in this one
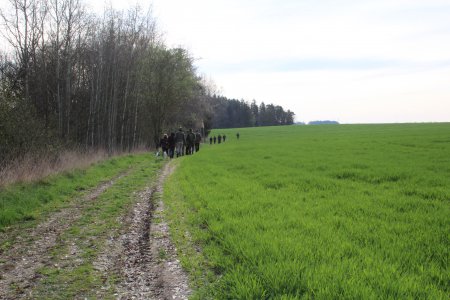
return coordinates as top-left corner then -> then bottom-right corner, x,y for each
164,123 -> 450,299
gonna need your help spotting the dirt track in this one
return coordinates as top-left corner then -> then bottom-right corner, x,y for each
0,162 -> 190,299
110,162 -> 190,299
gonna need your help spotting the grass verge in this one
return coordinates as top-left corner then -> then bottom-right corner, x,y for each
0,153 -> 142,232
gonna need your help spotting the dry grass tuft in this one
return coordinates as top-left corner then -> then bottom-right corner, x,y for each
0,150 -> 108,187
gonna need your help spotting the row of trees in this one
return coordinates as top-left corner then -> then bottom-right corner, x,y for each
0,0 -> 210,164
209,96 -> 295,129
0,0 -> 294,167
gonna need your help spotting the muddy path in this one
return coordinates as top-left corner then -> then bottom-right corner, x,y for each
0,162 -> 191,299
111,162 -> 190,299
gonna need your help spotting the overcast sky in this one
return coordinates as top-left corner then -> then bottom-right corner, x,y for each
3,0 -> 450,123
151,0 -> 450,124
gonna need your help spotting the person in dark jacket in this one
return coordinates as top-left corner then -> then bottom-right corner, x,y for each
217,134 -> 222,144
223,134 -> 226,142
195,131 -> 202,152
175,127 -> 185,157
209,136 -> 213,144
159,134 -> 169,158
185,128 -> 196,155
213,136 -> 217,144
168,132 -> 176,158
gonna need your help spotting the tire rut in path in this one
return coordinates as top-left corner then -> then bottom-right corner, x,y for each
113,162 -> 190,300
0,171 -> 128,299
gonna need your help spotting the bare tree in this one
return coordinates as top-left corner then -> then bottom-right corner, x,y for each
1,0 -> 46,101
1,0 -> 219,165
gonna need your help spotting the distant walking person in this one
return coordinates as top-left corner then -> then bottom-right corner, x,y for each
159,134 -> 169,158
223,134 -> 226,142
218,135 -> 222,144
236,132 -> 240,140
168,132 -> 176,158
185,128 -> 196,155
175,127 -> 185,157
209,136 -> 213,144
213,136 -> 217,144
195,131 -> 202,152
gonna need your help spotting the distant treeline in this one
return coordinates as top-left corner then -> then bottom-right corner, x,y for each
209,96 -> 295,129
0,0 -> 294,166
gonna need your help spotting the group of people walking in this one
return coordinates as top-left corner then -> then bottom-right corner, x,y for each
209,132 -> 239,144
158,129 -> 241,158
159,127 -> 202,158
209,134 -> 226,144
